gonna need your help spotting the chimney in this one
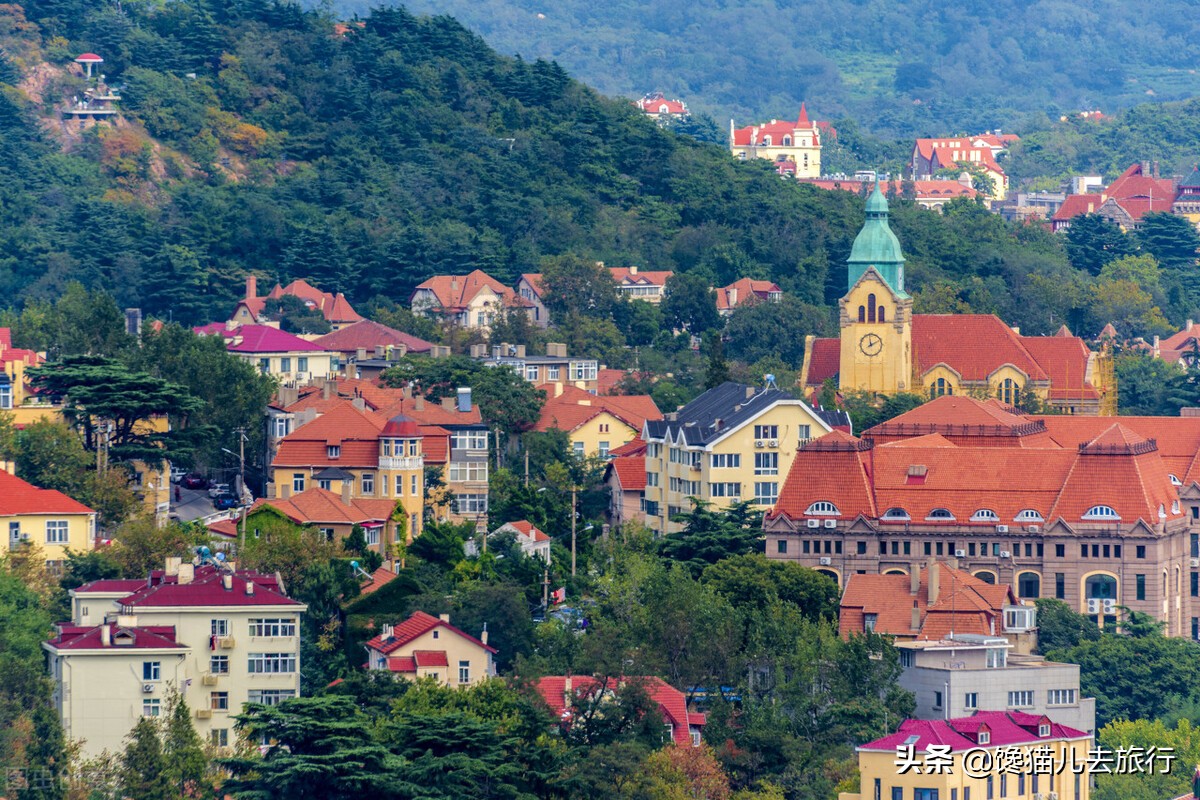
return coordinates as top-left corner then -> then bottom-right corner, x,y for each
1188,320 -> 1194,332
341,480 -> 352,506
322,379 -> 333,400
728,287 -> 738,306
564,675 -> 573,695
414,396 -> 425,412
280,484 -> 291,499
457,387 -> 472,412
911,600 -> 920,632
450,278 -> 458,295
480,623 -> 489,646
375,345 -> 385,357
356,347 -> 367,362
745,386 -> 755,399
165,557 -> 182,576
403,384 -> 412,399
928,560 -> 940,604
910,566 -> 920,595
246,275 -> 257,300
352,397 -> 366,411
382,623 -> 394,640
178,563 -> 194,585
441,397 -> 455,411
439,613 -> 450,623
222,574 -> 233,591
101,624 -> 111,647
245,580 -> 255,596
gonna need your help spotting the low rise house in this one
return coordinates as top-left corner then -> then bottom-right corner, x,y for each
840,712 -> 1092,800
410,269 -> 530,331
476,342 -> 601,394
605,451 -> 648,526
231,276 -> 361,331
535,383 -> 661,458
911,136 -> 1010,200
534,675 -> 706,746
195,323 -> 335,382
1096,162 -> 1177,229
1,468 -> 96,571
489,520 -> 551,561
49,559 -> 306,757
0,327 -> 62,426
311,319 -> 435,374
250,487 -> 405,556
516,265 -> 675,327
363,611 -> 496,686
715,278 -> 782,316
1050,193 -> 1107,231
635,92 -> 689,119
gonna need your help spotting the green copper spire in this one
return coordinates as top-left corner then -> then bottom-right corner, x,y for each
847,182 -> 906,297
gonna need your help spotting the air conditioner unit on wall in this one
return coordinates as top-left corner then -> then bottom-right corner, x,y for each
142,683 -> 155,693
955,549 -> 966,558
819,557 -> 832,566
807,519 -> 820,529
202,674 -> 219,686
219,637 -> 236,649
1192,558 -> 1200,568
1026,525 -> 1040,533
996,524 -> 1009,533
999,550 -> 1012,558
824,519 -> 837,528
754,441 -> 765,448
195,709 -> 213,719
768,439 -> 779,448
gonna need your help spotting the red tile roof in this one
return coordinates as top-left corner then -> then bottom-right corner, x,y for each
533,675 -> 703,745
418,425 -> 450,464
913,138 -> 1006,177
253,488 -> 398,526
914,315 -> 1046,381
535,384 -> 661,434
196,324 -> 326,354
0,469 -> 94,516
364,610 -> 496,655
1051,194 -> 1106,222
716,278 -> 782,311
413,649 -> 449,667
636,93 -> 688,115
731,107 -> 820,147
119,565 -> 303,609
859,712 -> 1088,753
359,566 -> 398,596
411,269 -> 527,311
498,520 -> 550,542
374,396 -> 483,426
312,319 -> 434,354
609,267 -> 674,288
609,456 -> 647,491
74,579 -> 147,595
273,402 -> 386,469
207,518 -> 239,539
800,178 -> 979,201
1104,163 -> 1177,221
805,337 -> 841,385
45,623 -> 185,652
609,438 -> 647,457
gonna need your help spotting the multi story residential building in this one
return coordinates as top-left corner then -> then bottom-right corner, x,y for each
799,185 -> 1113,415
535,383 -> 660,458
363,611 -> 496,686
911,136 -> 1012,200
1,468 -> 96,571
841,712 -> 1092,800
897,636 -> 1096,734
730,104 -> 822,177
48,559 -> 306,757
765,395 -> 1198,637
0,327 -> 62,426
641,381 -> 846,535
230,276 -> 362,331
410,269 -> 531,331
476,342 -> 601,394
195,323 -> 335,383
534,675 -> 706,746
270,403 -> 425,539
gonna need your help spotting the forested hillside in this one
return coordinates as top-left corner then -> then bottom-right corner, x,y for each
0,0 -> 1194,345
360,0 -> 1200,138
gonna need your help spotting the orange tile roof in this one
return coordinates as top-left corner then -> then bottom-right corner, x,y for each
359,567 -> 397,596
0,470 -> 94,515
800,178 -> 979,201
254,487 -> 398,525
1104,164 -> 1177,221
418,425 -> 450,465
412,269 -> 526,311
731,106 -> 819,146
375,396 -> 483,426
773,430 -> 876,521
609,438 -> 647,457
716,278 -> 782,311
534,384 -> 661,434
273,401 -> 386,469
501,520 -> 550,542
1051,194 -> 1106,222
608,267 -> 674,287
914,315 -> 1047,381
609,456 -> 647,491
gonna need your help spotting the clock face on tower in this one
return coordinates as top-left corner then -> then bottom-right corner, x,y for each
859,333 -> 883,357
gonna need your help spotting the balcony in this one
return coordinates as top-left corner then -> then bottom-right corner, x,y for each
378,456 -> 424,471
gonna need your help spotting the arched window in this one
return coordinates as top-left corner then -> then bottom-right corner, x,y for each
974,571 -> 997,584
1169,474 -> 1182,486
971,509 -> 1000,522
1017,571 -> 1041,598
867,294 -> 877,323
1085,574 -> 1117,600
762,135 -> 772,146
882,508 -> 910,521
816,568 -> 838,585
877,306 -> 886,322
806,501 -> 840,516
858,306 -> 866,323
998,378 -> 1020,406
929,377 -> 953,399
782,136 -> 792,146
926,508 -> 955,521
1083,505 -> 1120,520
1016,509 -> 1044,522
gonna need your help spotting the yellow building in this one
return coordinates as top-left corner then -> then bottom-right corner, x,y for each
729,104 -> 822,178
48,559 -> 307,757
363,610 -> 497,686
535,383 -> 661,459
1,468 -> 97,571
270,402 -> 425,541
641,381 -> 845,534
800,186 -> 1113,415
0,328 -> 64,426
841,711 -> 1092,800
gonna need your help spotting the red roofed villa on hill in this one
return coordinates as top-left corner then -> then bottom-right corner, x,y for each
635,91 -> 689,119
410,269 -> 532,333
363,610 -> 496,686
230,275 -> 362,331
910,135 -> 1012,200
534,675 -> 706,746
729,104 -> 822,178
764,394 -> 1199,638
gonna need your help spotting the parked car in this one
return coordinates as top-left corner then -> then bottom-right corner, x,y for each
169,467 -> 186,484
213,494 -> 242,511
181,474 -> 208,490
207,483 -> 231,499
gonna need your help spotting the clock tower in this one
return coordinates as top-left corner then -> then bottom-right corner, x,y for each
838,183 -> 914,394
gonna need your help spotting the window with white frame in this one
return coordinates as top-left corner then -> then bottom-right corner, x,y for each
970,509 -> 999,522
365,526 -> 381,546
805,501 -> 839,516
297,356 -> 308,373
395,475 -> 404,496
456,494 -> 488,514
210,655 -> 229,674
571,361 -> 598,381
458,659 -> 470,684
143,698 -> 162,717
1083,505 -> 1120,520
411,474 -> 418,495
248,689 -> 295,706
211,619 -> 230,637
143,661 -> 161,681
361,472 -> 374,495
452,431 -> 488,450
753,482 -> 779,505
573,442 -> 585,457
710,453 -> 741,468
754,452 -> 778,475
547,366 -> 560,381
599,441 -> 610,458
1016,509 -> 1044,522
209,729 -> 229,747
210,691 -> 229,711
0,379 -> 10,410
882,508 -> 910,521
965,692 -> 978,709
753,424 -> 779,440
1007,690 -> 1033,707
525,366 -> 539,381
709,482 -> 742,498
45,520 -> 69,545
249,618 -> 297,638
327,445 -> 341,459
926,508 -> 955,520
293,473 -> 305,493
449,462 -> 489,483
247,653 -> 297,673
797,424 -> 811,442
317,479 -> 331,491
646,471 -> 659,487
1047,689 -> 1076,705
280,357 -> 291,373
273,416 -> 291,438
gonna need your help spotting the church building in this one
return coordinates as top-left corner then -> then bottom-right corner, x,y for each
799,185 -> 1114,415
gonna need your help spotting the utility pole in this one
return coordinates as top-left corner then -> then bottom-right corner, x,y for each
524,449 -> 529,487
570,485 -> 577,577
542,565 -> 549,609
236,427 -> 248,554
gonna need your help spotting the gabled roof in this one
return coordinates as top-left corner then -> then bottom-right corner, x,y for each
495,520 -> 550,542
913,315 -> 1047,381
858,712 -> 1088,753
197,324 -> 326,354
644,382 -> 826,447
716,278 -> 782,311
913,138 -> 1006,177
772,430 -> 876,521
609,438 -> 647,457
253,488 -> 397,526
1051,194 -> 1106,222
535,384 -> 661,434
0,469 -> 94,516
45,623 -> 185,652
608,267 -> 674,287
273,401 -> 387,468
636,93 -> 688,115
730,107 -> 820,146
119,565 -> 303,609
359,566 -> 398,596
411,269 -> 524,311
364,610 -> 496,654
534,675 -> 703,745
1105,164 -> 1177,218
312,319 -> 434,354
608,456 -> 648,491
805,337 -> 840,385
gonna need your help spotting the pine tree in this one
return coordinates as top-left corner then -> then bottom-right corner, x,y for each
120,717 -> 173,800
703,333 -> 730,390
163,693 -> 208,796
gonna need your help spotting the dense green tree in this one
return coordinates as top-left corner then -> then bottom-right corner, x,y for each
661,273 -> 720,334
1064,214 -> 1137,276
1033,598 -> 1102,653
263,294 -> 332,335
703,332 -> 730,390
659,501 -> 764,575
163,693 -> 208,796
540,254 -> 620,321
119,717 -> 173,800
725,296 -> 832,367
701,554 -> 839,619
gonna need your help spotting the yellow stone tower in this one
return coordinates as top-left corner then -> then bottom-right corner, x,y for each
838,184 -> 913,394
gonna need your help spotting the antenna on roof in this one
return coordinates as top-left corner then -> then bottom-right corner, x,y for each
764,373 -> 778,390
194,546 -> 234,574
350,560 -> 373,581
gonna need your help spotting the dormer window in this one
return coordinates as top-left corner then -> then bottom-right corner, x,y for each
1038,723 -> 1050,737
926,508 -> 955,521
805,501 -> 840,516
1170,474 -> 1182,486
1083,505 -> 1120,520
883,508 -> 910,521
971,509 -> 1000,522
864,613 -> 877,632
327,445 -> 341,459
977,730 -> 990,745
1016,509 -> 1044,522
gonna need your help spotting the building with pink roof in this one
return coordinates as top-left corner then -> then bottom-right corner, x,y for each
194,323 -> 336,382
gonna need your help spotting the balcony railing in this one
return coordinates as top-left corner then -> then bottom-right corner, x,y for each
378,456 -> 424,470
